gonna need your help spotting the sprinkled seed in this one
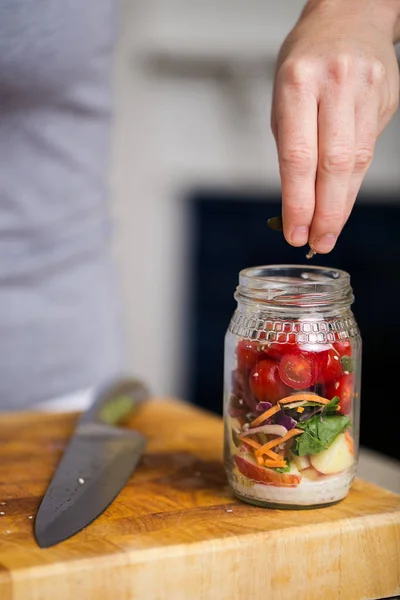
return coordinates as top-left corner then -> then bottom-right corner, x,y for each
0,512 -> 5,516
78,477 -> 85,485
306,248 -> 316,260
28,516 -> 33,520
267,216 -> 283,232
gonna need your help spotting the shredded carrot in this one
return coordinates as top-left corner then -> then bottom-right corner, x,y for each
345,430 -> 354,455
250,404 -> 280,427
264,448 -> 280,460
278,393 -> 330,405
251,393 -> 331,428
256,456 -> 264,466
255,428 -> 304,457
264,459 -> 287,468
239,434 -> 280,459
296,406 -> 305,413
238,435 -> 261,450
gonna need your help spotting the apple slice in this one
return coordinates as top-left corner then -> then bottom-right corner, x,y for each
291,454 -> 311,471
310,433 -> 354,475
234,453 -> 302,487
301,467 -> 320,481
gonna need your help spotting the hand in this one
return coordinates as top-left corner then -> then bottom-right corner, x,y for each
271,0 -> 400,253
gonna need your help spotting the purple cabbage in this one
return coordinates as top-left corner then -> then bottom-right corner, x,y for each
276,411 -> 297,430
256,401 -> 272,413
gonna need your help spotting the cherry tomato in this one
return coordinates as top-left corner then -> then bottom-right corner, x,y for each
265,342 -> 298,360
278,352 -> 318,390
237,340 -> 261,372
249,359 -> 290,404
325,374 -> 354,415
316,348 -> 343,384
334,340 -> 352,357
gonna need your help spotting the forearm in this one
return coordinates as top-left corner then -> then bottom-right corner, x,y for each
303,0 -> 400,43
394,2 -> 400,42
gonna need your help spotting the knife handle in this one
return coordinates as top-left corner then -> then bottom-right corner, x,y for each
79,378 -> 150,427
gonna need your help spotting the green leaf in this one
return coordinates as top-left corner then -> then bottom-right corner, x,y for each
292,413 -> 350,456
323,396 -> 340,415
292,432 -> 325,456
340,355 -> 354,373
274,461 -> 291,473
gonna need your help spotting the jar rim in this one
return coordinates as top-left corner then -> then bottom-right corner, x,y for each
237,264 -> 354,308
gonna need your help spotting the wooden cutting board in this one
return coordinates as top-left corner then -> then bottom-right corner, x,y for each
0,399 -> 399,600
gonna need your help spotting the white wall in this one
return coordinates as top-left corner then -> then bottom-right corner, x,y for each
110,0 -> 400,399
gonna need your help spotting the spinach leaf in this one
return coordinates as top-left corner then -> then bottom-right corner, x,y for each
340,355 -> 354,373
274,461 -> 291,473
323,396 -> 340,415
292,431 -> 325,456
292,413 -> 350,456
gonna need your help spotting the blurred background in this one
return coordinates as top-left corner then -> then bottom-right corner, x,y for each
110,0 -> 400,462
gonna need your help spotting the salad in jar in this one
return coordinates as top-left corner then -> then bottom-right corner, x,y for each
225,335 -> 357,507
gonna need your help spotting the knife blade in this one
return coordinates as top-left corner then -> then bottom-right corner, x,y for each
35,378 -> 149,548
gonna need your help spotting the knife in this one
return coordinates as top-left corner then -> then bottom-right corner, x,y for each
35,378 -> 149,548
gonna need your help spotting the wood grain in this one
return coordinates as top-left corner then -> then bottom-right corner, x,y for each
0,399 -> 399,600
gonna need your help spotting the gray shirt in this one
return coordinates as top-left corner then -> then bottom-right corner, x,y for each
0,1 -> 123,409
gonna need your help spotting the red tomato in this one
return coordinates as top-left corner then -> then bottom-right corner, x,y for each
334,340 -> 352,357
249,359 -> 290,404
278,352 -> 318,390
325,374 -> 354,415
265,342 -> 298,360
316,348 -> 343,384
237,340 -> 261,372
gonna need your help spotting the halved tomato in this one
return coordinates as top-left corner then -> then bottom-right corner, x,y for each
278,352 -> 319,390
249,359 -> 291,404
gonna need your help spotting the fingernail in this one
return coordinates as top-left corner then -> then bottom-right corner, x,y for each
312,233 -> 337,253
291,226 -> 309,246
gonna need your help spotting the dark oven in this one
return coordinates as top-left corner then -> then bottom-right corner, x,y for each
186,189 -> 400,461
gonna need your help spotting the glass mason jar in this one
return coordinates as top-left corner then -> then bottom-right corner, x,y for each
223,265 -> 361,509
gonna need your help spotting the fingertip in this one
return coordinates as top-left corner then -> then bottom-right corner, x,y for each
310,233 -> 337,254
288,226 -> 309,247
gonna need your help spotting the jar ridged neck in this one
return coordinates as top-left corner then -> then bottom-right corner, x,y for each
235,265 -> 354,311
